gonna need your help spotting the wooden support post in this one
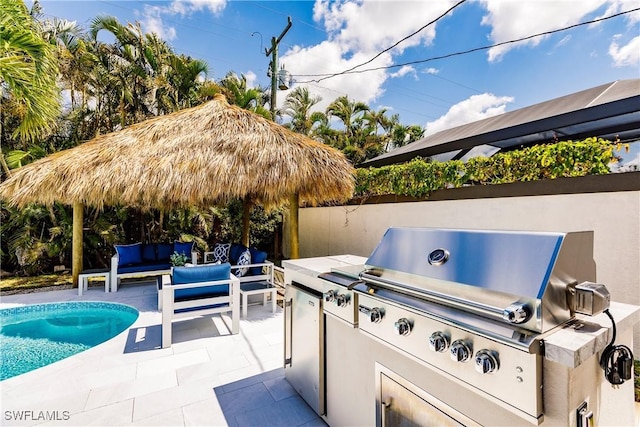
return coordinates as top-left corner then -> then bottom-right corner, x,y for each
242,197 -> 252,248
288,193 -> 299,259
72,202 -> 84,288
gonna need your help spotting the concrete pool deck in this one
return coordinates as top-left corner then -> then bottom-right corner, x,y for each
0,281 -> 324,427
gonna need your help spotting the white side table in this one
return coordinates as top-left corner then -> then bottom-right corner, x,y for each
239,282 -> 277,318
78,268 -> 111,295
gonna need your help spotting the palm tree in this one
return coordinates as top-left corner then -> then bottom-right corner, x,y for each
90,16 -> 155,127
283,87 -> 322,135
325,96 -> 369,140
219,72 -> 271,119
0,0 -> 61,144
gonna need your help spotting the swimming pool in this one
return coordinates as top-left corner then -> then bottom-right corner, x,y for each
0,302 -> 139,380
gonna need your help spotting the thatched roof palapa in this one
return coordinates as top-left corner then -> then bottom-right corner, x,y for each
0,94 -> 354,210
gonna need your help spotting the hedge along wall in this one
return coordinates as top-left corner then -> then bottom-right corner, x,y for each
354,138 -> 622,199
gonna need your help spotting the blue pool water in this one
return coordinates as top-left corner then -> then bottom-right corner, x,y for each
0,302 -> 138,380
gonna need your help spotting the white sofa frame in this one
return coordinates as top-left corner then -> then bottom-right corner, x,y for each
160,272 -> 240,348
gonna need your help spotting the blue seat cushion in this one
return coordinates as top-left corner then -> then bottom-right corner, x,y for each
118,262 -> 171,274
157,243 -> 174,262
115,243 -> 142,266
248,248 -> 268,276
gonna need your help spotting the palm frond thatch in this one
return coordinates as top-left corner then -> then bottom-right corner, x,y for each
0,94 -> 354,210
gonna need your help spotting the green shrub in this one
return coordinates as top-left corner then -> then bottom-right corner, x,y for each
355,138 -> 618,199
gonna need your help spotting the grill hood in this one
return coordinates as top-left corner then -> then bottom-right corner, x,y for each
358,228 -> 596,334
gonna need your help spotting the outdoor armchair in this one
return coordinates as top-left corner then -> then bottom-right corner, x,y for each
160,263 -> 240,348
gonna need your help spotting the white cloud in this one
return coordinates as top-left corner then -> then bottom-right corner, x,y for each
139,0 -> 227,40
141,5 -> 177,40
594,0 -> 640,25
280,41 -> 390,111
312,0 -> 457,53
423,67 -> 439,75
480,0 -> 607,62
555,35 -> 572,48
389,65 -> 417,79
609,35 -> 640,66
424,93 -> 514,135
244,71 -> 258,88
283,0 -> 461,112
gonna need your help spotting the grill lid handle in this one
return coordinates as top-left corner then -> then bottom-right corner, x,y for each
502,303 -> 532,324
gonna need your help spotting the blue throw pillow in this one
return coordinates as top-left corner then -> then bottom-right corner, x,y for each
248,248 -> 268,276
115,243 -> 142,266
233,249 -> 251,277
174,241 -> 194,258
229,243 -> 248,265
142,244 -> 157,262
157,243 -> 174,261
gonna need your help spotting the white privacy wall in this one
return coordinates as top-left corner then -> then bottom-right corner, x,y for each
288,190 -> 640,351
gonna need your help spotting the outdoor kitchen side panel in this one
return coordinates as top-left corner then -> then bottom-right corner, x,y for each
284,281 -> 325,416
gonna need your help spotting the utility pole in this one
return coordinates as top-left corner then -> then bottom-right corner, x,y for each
264,17 -> 298,259
265,16 -> 292,120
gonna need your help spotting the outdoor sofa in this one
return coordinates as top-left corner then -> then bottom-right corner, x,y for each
110,241 -> 197,292
160,263 -> 240,348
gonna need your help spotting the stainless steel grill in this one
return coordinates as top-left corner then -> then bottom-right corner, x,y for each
320,227 -> 608,424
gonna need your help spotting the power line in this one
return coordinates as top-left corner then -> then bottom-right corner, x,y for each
296,7 -> 640,82
325,0 -> 467,81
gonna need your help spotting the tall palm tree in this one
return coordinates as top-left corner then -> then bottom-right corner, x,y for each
0,0 -> 61,144
283,87 -> 322,135
90,16 -> 154,127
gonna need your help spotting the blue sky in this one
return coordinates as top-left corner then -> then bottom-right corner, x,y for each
38,0 -> 639,136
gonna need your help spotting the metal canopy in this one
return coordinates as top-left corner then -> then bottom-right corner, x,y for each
364,79 -> 640,168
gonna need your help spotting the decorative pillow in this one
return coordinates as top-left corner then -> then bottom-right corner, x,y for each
233,249 -> 251,277
141,244 -> 157,262
229,243 -> 248,265
212,243 -> 231,263
115,243 -> 142,266
248,248 -> 268,276
157,243 -> 174,261
174,241 -> 194,258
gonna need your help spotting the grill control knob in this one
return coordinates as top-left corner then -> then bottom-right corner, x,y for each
369,307 -> 383,323
324,290 -> 336,303
428,332 -> 450,352
450,340 -> 472,362
335,293 -> 349,307
394,318 -> 412,336
474,350 -> 499,374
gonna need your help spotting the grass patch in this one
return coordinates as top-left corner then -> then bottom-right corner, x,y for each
0,274 -> 73,294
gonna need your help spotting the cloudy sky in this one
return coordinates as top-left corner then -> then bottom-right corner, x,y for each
39,0 -> 639,135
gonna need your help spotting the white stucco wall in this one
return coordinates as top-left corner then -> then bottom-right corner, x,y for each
287,190 -> 640,352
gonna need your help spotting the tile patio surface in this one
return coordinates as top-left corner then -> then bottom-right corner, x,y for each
0,281 -> 325,427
